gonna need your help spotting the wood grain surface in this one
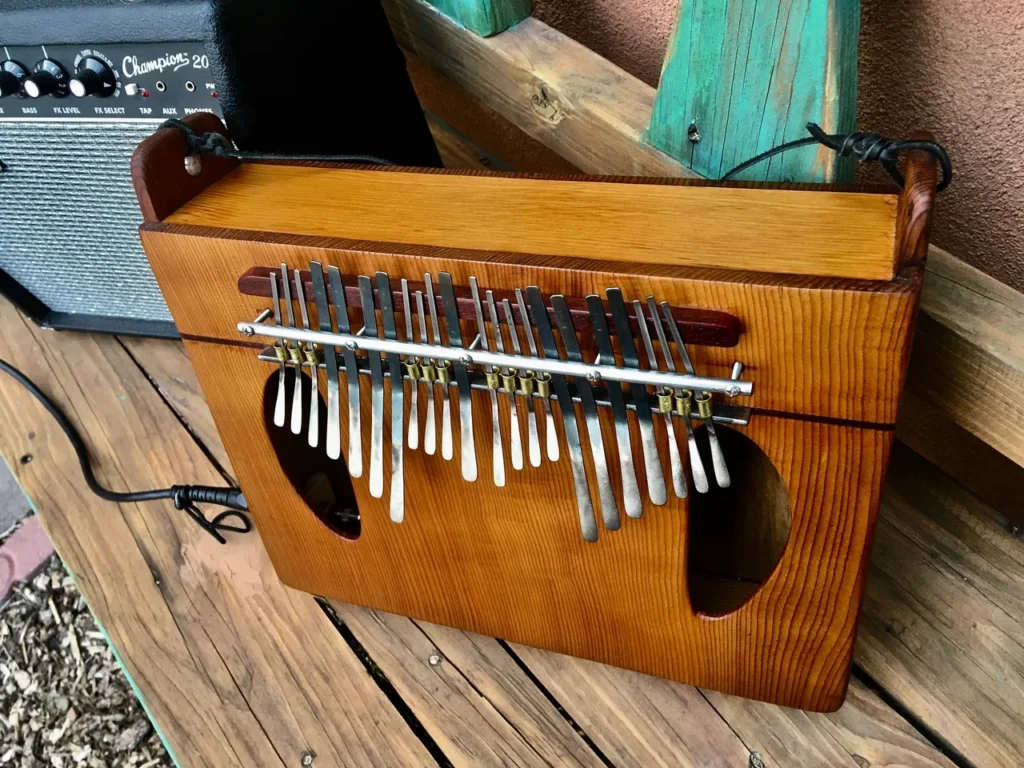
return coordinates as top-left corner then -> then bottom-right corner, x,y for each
0,299 -> 435,767
646,0 -> 860,183
384,0 -> 697,178
142,227 -> 916,425
857,445 -> 1024,767
908,247 -> 1024,466
163,163 -> 901,281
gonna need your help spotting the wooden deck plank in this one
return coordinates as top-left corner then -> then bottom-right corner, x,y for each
120,336 -> 235,477
333,603 -> 606,767
856,445 -> 1024,767
0,299 -> 436,767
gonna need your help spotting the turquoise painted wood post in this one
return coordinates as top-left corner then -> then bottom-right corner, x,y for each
423,0 -> 533,37
644,0 -> 860,183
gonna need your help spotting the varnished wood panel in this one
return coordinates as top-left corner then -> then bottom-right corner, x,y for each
180,336 -> 891,711
165,163 -> 902,281
140,228 -> 916,425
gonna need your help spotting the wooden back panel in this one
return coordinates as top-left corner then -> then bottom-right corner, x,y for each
165,163 -> 902,281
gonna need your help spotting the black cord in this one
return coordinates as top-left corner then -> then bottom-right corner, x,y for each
721,122 -> 951,192
160,118 -> 396,167
0,358 -> 251,544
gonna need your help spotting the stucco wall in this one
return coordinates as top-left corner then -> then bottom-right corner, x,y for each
533,0 -> 1024,292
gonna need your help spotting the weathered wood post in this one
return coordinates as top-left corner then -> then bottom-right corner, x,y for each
645,0 -> 860,183
422,0 -> 532,36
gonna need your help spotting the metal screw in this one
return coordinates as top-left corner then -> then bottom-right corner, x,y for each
461,354 -> 473,365
687,122 -> 701,144
725,385 -> 740,397
184,154 -> 203,176
300,750 -> 316,766
241,325 -> 255,337
428,653 -> 442,666
586,371 -> 601,383
346,341 -> 358,351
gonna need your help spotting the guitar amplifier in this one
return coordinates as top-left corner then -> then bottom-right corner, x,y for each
0,0 -> 439,337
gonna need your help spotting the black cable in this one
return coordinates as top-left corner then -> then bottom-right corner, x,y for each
721,122 -> 951,192
160,118 -> 396,167
0,358 -> 251,544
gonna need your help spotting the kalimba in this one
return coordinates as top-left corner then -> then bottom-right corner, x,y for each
131,114 -> 938,711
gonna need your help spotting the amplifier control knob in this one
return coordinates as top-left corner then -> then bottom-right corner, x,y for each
24,59 -> 68,98
70,56 -> 116,98
0,60 -> 28,97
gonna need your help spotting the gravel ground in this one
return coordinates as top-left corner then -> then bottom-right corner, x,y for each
0,554 -> 171,767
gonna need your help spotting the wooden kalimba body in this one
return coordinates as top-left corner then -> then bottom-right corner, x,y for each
131,115 -> 938,712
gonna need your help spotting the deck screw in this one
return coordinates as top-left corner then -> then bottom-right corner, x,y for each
687,122 -> 701,144
301,750 -> 315,766
428,653 -> 442,666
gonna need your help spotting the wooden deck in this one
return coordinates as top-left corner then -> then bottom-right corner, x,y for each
3,292 -> 1022,767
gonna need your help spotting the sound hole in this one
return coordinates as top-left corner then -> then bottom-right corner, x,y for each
261,368 -> 361,539
687,426 -> 791,615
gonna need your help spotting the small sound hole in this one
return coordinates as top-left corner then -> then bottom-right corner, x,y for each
687,426 -> 791,615
261,367 -> 360,539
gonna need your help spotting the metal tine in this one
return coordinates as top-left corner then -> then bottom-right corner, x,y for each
644,298 -> 691,499
425,274 -> 454,461
294,270 -> 319,449
660,302 -> 728,489
401,279 -> 419,451
377,272 -> 404,523
415,291 -> 437,456
504,298 -> 541,468
552,295 -> 620,531
269,271 -> 287,428
328,266 -> 362,478
471,279 -> 506,487
439,273 -> 477,482
515,288 -> 558,462
489,294 -> 523,471
359,275 -> 386,499
280,264 -> 303,436
310,262 -> 341,460
606,288 -> 666,506
587,295 -> 641,519
527,287 -> 598,542
653,300 -> 708,493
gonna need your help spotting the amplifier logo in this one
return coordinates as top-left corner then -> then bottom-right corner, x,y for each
122,53 -> 190,78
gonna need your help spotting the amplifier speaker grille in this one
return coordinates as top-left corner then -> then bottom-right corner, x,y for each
0,120 -> 173,324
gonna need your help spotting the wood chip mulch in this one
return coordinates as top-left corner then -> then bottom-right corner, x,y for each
0,556 -> 171,767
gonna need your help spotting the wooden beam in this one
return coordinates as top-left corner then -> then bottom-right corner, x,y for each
907,247 -> 1024,467
422,0 -> 532,36
383,0 -> 698,177
392,0 -> 1024,467
645,0 -> 860,182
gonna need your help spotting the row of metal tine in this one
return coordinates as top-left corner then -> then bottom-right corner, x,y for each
255,262 -> 745,542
